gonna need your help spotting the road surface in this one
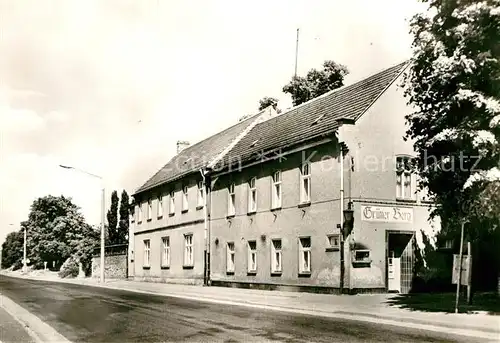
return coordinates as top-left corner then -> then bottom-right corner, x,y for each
0,276 -> 485,342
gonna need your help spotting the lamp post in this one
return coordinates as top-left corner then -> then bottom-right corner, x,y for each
59,165 -> 105,283
23,225 -> 27,273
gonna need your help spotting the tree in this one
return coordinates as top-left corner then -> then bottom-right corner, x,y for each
1,230 -> 24,269
404,0 -> 500,225
72,225 -> 100,276
106,190 -> 119,244
258,97 -> 279,111
117,190 -> 130,244
23,195 -> 97,270
283,60 -> 349,106
405,0 -> 500,293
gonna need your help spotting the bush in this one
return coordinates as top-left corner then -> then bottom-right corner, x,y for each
58,257 -> 79,279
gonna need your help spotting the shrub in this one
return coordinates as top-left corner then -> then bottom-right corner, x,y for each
58,257 -> 79,278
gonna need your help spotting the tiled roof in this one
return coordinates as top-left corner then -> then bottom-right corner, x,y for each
134,109 -> 271,195
216,61 -> 409,170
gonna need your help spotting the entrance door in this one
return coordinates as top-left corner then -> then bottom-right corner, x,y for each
387,233 -> 414,294
388,251 -> 401,292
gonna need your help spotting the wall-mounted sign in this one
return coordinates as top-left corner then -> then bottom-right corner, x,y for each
361,205 -> 413,223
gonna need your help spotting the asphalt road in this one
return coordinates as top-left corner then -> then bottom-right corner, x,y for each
0,276 -> 485,343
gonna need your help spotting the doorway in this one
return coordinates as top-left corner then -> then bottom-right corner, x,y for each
387,231 -> 414,294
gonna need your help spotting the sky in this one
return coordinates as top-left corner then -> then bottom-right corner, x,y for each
0,0 -> 426,245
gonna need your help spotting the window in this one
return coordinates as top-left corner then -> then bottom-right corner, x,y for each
248,177 -> 257,213
197,181 -> 204,208
226,242 -> 235,273
161,237 -> 170,267
300,163 -> 311,203
396,156 -> 415,200
353,250 -> 371,263
143,239 -> 151,267
182,186 -> 189,212
184,234 -> 193,267
271,239 -> 282,274
327,234 -> 340,250
169,191 -> 175,215
247,240 -> 257,273
147,199 -> 152,221
228,183 -> 235,216
271,170 -> 282,209
138,203 -> 143,223
157,195 -> 163,218
299,237 -> 311,274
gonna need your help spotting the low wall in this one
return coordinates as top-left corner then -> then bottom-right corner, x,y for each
92,244 -> 128,279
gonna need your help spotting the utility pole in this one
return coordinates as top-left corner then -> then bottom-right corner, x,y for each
101,187 -> 105,283
295,28 -> 299,78
467,241 -> 472,304
339,142 -> 345,294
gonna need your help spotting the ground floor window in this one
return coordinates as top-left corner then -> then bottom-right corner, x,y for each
299,237 -> 311,274
227,242 -> 235,273
143,239 -> 151,267
184,234 -> 193,267
271,239 -> 282,274
161,237 -> 170,267
353,249 -> 371,263
247,240 -> 257,273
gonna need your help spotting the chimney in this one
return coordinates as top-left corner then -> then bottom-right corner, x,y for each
176,140 -> 190,154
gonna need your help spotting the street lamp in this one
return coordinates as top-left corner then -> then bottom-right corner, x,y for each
59,164 -> 105,283
343,201 -> 354,236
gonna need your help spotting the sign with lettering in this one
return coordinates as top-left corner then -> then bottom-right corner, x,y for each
452,254 -> 472,286
361,205 -> 413,223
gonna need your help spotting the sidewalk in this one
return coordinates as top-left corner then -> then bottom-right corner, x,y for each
0,306 -> 35,343
3,271 -> 499,340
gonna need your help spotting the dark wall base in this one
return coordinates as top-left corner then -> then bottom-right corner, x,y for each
210,280 -> 386,295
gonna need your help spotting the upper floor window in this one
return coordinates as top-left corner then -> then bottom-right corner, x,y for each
197,181 -> 204,208
147,199 -> 152,220
157,195 -> 163,218
138,203 -> 143,223
300,163 -> 311,203
248,177 -> 257,213
169,190 -> 175,215
228,183 -> 235,216
396,156 -> 415,200
271,170 -> 282,209
182,185 -> 189,212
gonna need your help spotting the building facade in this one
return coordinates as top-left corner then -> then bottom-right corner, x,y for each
130,107 -> 277,284
130,61 -> 440,293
